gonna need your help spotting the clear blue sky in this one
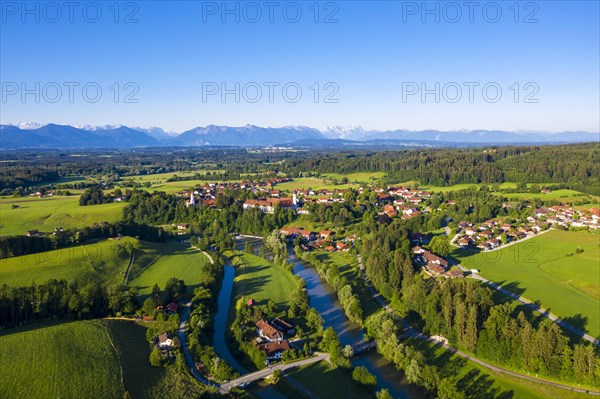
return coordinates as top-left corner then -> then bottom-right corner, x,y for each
1,0 -> 598,132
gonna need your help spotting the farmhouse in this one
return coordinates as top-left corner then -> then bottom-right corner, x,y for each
256,340 -> 291,361
256,320 -> 284,342
158,333 -> 174,349
270,318 -> 296,335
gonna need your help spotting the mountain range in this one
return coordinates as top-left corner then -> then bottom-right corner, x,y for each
1,123 -> 598,149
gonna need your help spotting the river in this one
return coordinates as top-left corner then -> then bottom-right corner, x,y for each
213,236 -> 424,399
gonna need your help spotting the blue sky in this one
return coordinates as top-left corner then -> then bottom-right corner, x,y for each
1,0 -> 598,132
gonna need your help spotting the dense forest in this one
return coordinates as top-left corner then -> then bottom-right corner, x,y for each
1,143 -> 599,195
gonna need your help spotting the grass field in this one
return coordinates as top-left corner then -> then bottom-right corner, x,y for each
0,237 -> 145,287
414,338 -> 593,399
0,321 -> 123,399
322,172 -> 387,183
275,177 -> 359,192
128,245 -> 212,297
227,251 -> 297,309
277,360 -> 375,399
0,196 -> 125,236
454,230 -> 600,337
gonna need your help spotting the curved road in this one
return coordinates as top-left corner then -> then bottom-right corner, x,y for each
357,255 -> 600,396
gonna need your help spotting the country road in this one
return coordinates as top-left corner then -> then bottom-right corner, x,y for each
450,261 -> 600,347
356,255 -> 600,396
219,353 -> 331,393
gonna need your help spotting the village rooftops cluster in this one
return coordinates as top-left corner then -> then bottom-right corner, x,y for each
530,206 -> 599,229
279,226 -> 355,253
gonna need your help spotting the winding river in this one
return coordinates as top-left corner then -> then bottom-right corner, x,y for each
212,237 -> 424,399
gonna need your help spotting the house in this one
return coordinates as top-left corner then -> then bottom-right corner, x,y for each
270,318 -> 296,335
166,302 -> 178,313
465,227 -> 476,236
26,230 -> 43,237
422,250 -> 449,267
320,230 -> 333,240
412,246 -> 425,254
177,223 -> 189,230
458,237 -> 471,247
256,320 -> 284,342
325,245 -> 336,252
336,242 -> 350,251
158,333 -> 174,349
257,340 -> 291,360
247,298 -> 256,307
444,270 -> 464,279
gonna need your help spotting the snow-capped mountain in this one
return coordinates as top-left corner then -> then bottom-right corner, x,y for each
321,125 -> 368,140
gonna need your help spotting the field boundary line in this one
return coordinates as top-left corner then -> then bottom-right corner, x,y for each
128,255 -> 162,281
93,320 -> 126,395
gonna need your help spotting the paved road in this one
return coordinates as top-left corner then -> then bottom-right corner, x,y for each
356,255 -> 600,395
176,247 -> 219,387
219,352 -> 331,393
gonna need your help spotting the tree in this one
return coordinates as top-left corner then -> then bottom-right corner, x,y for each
342,345 -> 354,359
376,389 -> 394,399
151,284 -> 162,303
437,378 -> 465,399
429,235 -> 451,256
165,278 -> 186,301
149,347 -> 164,367
352,366 -> 377,389
271,369 -> 282,384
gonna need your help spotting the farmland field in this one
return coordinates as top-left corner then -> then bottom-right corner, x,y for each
275,177 -> 359,191
0,321 -> 123,399
322,171 -> 387,183
0,196 -> 125,236
128,245 -> 212,296
454,230 -> 600,337
227,250 -> 297,309
0,237 -> 143,287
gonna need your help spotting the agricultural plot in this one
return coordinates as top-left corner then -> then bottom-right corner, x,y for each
322,172 -> 387,183
0,237 -> 143,287
275,177 -> 358,191
227,251 -> 296,309
454,230 -> 600,337
128,245 -> 212,296
0,196 -> 125,236
0,321 -> 123,399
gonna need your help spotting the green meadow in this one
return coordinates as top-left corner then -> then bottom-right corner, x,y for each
0,196 -> 125,236
0,237 -> 184,288
128,245 -> 212,296
275,177 -> 359,191
454,230 -> 600,337
0,321 -> 123,399
227,250 -> 297,309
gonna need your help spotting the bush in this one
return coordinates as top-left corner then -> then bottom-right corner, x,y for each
352,366 -> 377,389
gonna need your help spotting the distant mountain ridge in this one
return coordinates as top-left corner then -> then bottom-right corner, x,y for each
1,123 -> 598,149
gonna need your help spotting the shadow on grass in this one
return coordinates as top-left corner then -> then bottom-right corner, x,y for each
456,369 -> 514,399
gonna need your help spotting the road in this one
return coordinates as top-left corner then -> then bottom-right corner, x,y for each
356,255 -> 600,395
176,247 -> 219,387
219,353 -> 331,393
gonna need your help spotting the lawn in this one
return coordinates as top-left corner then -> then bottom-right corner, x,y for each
227,250 -> 297,309
279,360 -> 376,399
0,195 -> 125,236
454,230 -> 600,337
275,177 -> 359,192
0,321 -> 123,399
0,237 -> 148,287
322,172 -> 387,183
128,245 -> 212,297
414,339 -> 593,399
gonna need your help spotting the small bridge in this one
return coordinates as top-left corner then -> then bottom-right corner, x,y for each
352,340 -> 377,355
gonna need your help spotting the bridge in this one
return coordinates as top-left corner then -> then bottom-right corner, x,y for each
351,340 -> 377,355
219,352 -> 330,393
